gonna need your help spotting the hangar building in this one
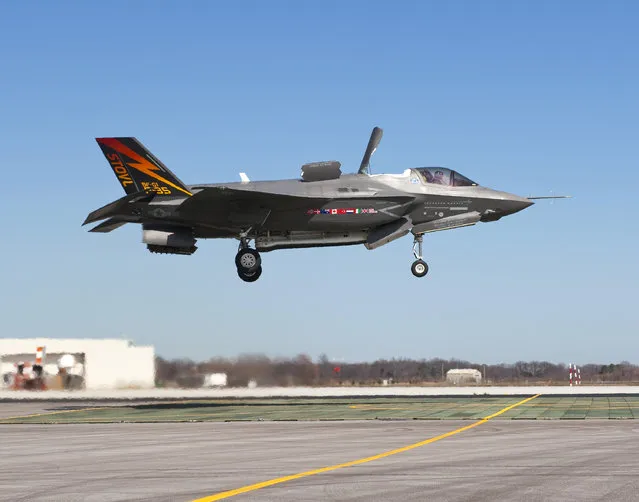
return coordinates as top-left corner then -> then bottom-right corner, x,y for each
0,338 -> 155,390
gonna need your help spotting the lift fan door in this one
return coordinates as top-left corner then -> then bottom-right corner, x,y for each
300,161 -> 342,182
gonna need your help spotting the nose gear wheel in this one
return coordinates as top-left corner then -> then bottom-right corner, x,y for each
411,233 -> 429,278
411,259 -> 429,277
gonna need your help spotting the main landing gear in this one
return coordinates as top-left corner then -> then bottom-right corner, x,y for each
235,238 -> 262,282
411,233 -> 429,278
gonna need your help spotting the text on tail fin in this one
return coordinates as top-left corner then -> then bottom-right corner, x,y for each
96,137 -> 191,196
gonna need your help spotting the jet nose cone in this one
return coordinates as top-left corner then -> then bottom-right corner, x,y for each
482,193 -> 534,221
514,196 -> 534,211
505,194 -> 534,215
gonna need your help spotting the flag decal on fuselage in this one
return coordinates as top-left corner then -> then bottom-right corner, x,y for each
305,208 -> 378,215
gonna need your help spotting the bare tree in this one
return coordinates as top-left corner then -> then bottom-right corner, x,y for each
154,354 -> 639,388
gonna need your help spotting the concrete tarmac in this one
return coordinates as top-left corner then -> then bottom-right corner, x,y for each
1,420 -> 638,502
3,385 -> 639,400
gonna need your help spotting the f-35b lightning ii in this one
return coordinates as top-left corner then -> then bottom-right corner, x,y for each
83,127 -> 567,282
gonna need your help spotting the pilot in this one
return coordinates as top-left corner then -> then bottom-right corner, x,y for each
432,170 -> 446,185
422,169 -> 435,183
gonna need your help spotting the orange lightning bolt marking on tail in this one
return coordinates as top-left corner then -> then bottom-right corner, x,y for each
97,138 -> 192,196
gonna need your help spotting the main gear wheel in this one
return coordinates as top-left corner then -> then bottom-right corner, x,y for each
237,265 -> 263,282
235,248 -> 261,273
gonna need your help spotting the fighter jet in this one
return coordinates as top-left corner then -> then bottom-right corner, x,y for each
83,127 -> 568,282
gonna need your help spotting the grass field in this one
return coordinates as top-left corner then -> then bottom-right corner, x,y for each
1,396 -> 638,424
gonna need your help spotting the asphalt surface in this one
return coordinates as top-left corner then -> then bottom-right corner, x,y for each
1,420 -> 638,502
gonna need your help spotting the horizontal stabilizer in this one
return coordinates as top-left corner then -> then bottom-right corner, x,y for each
89,218 -> 128,233
82,190 -> 151,225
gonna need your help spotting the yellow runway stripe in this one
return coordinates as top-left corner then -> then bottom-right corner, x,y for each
192,394 -> 541,501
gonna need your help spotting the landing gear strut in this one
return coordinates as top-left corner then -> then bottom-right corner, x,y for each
235,236 -> 263,282
411,233 -> 429,278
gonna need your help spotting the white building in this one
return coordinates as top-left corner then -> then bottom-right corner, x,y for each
203,373 -> 228,387
0,338 -> 155,390
446,368 -> 482,385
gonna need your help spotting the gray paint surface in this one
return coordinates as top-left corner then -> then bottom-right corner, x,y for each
1,421 -> 637,501
84,130 -> 549,280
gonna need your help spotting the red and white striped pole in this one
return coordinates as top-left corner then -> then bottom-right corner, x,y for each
569,363 -> 573,386
578,367 -> 581,385
35,346 -> 46,365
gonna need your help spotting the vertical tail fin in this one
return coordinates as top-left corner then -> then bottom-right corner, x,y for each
96,137 -> 191,196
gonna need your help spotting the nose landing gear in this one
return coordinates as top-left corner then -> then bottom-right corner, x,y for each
235,236 -> 263,282
411,233 -> 429,278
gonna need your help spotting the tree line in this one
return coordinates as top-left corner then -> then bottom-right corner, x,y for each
154,354 -> 639,388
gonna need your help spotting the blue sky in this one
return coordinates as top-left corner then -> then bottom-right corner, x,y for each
0,1 -> 637,365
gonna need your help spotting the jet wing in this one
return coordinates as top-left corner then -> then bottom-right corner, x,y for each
83,190 -> 153,225
179,186 -> 329,212
178,186 -> 416,229
177,186 -> 332,226
180,186 -> 415,211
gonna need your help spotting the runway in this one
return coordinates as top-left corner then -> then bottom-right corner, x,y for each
1,395 -> 638,502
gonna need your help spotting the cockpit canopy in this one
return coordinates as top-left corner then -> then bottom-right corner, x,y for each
413,167 -> 477,187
